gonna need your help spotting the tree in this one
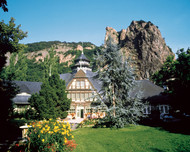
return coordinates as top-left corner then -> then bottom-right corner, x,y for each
152,48 -> 190,114
1,51 -> 28,81
42,48 -> 59,81
28,73 -> 71,120
0,18 -> 27,122
151,55 -> 176,89
94,38 -> 146,128
0,0 -> 8,12
0,17 -> 27,72
0,80 -> 18,122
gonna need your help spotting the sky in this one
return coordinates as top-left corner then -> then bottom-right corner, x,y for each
1,0 -> 190,54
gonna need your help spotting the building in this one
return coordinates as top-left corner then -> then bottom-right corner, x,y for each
12,52 -> 171,119
12,81 -> 42,112
60,52 -> 102,119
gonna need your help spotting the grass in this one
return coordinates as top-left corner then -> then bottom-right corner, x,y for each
72,125 -> 190,152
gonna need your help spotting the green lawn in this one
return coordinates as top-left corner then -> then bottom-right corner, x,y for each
72,125 -> 190,152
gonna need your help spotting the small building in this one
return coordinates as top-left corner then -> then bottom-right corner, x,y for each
12,81 -> 42,112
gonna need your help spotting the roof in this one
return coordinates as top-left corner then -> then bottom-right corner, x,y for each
13,81 -> 42,94
130,80 -> 170,104
60,73 -> 74,86
86,71 -> 102,92
11,81 -> 42,105
59,70 -> 102,92
59,71 -> 164,102
12,94 -> 31,105
133,80 -> 164,99
75,53 -> 90,62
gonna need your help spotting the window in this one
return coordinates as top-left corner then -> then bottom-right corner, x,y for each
76,93 -> 80,101
86,81 -> 89,89
72,94 -> 75,101
159,105 -> 169,114
81,81 -> 85,89
68,107 -> 75,114
72,81 -> 76,89
85,93 -> 89,100
81,93 -> 84,101
77,81 -> 80,89
67,93 -> 71,99
86,107 -> 91,113
143,106 -> 151,114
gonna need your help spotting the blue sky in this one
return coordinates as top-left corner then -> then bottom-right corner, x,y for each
1,0 -> 190,54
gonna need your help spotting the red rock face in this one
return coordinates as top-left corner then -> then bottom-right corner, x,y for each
104,20 -> 174,79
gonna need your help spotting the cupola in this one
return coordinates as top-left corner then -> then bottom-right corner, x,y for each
72,51 -> 92,72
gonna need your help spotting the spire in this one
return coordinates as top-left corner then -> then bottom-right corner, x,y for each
82,42 -> 84,54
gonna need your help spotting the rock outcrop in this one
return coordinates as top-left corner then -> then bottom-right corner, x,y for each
105,20 -> 174,79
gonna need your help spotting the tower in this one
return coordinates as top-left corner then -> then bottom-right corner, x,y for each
72,51 -> 92,73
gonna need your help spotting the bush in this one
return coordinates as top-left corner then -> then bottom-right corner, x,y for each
26,119 -> 77,152
77,119 -> 99,128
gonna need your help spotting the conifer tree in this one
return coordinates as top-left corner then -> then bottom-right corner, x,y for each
28,73 -> 71,120
94,37 -> 146,128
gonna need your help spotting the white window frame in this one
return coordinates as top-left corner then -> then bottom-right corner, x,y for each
159,105 -> 169,114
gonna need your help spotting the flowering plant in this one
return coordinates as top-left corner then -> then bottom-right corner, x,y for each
26,119 -> 77,152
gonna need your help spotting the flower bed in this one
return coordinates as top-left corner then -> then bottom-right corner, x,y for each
25,119 -> 77,152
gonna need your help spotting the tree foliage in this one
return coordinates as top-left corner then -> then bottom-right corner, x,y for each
0,18 -> 26,122
0,0 -> 8,12
94,38 -> 146,128
152,48 -> 190,114
24,41 -> 61,53
28,73 -> 71,120
0,80 -> 18,121
0,17 -> 27,72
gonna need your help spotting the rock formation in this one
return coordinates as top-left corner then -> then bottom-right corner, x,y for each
105,20 -> 174,79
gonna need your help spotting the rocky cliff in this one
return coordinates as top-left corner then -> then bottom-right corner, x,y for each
105,20 -> 174,79
6,42 -> 96,67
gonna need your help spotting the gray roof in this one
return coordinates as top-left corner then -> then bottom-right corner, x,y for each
13,81 -> 42,94
86,71 -> 102,92
134,80 -> 164,99
130,80 -> 170,104
75,53 -> 90,62
12,81 -> 42,105
60,73 -> 74,86
12,95 -> 31,105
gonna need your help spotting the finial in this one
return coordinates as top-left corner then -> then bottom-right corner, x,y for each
82,42 -> 84,54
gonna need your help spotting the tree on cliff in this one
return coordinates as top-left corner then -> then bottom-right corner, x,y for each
94,37 -> 146,128
152,48 -> 190,114
28,73 -> 71,120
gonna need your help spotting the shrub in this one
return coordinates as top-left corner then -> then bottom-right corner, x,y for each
77,119 -> 99,128
26,119 -> 77,152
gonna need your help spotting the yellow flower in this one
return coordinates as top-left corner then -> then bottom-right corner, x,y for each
64,138 -> 67,143
71,135 -> 74,139
42,139 -> 45,142
38,135 -> 40,138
